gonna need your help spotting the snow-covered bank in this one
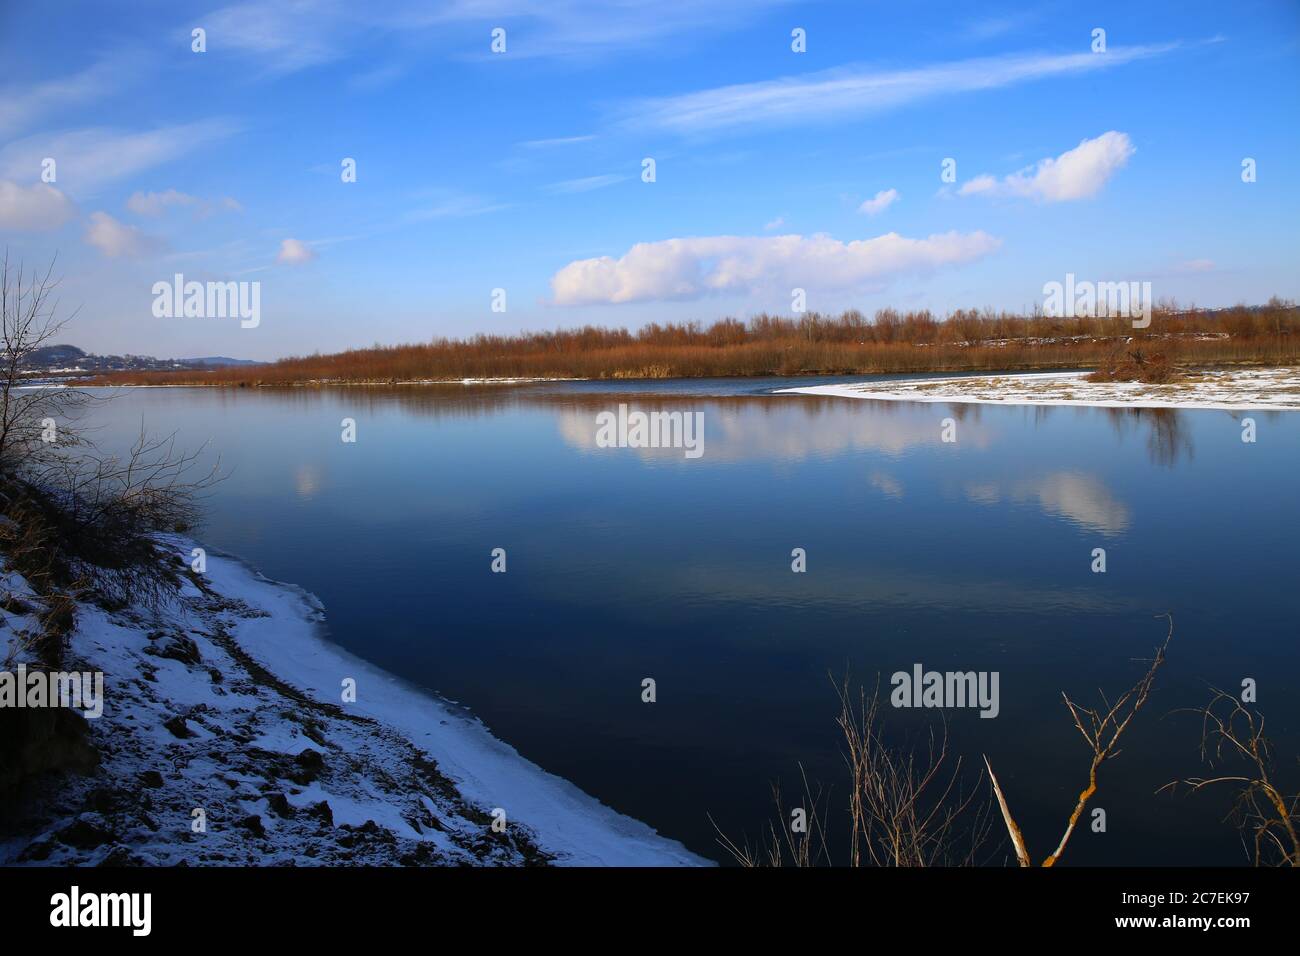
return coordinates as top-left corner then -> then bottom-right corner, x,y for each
777,367 -> 1300,410
1,540 -> 705,867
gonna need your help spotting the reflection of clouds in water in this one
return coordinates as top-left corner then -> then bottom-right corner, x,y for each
964,472 -> 1130,535
556,401 -> 991,462
869,471 -> 904,498
295,464 -> 322,499
527,557 -> 1137,617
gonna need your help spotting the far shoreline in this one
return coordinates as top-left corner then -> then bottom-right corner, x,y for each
41,359 -> 1300,412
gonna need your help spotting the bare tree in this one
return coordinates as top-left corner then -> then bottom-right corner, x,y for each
0,250 -> 90,477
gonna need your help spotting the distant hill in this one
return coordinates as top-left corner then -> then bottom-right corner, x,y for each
21,344 -> 263,375
177,356 -> 263,367
26,344 -> 87,367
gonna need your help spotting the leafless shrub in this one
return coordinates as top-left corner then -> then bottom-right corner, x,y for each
0,252 -> 219,618
1086,349 -> 1187,384
1160,691 -> 1299,867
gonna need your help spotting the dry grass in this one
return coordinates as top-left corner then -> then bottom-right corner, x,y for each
712,677 -> 997,867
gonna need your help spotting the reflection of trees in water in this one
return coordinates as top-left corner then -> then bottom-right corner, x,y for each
216,384 -> 930,424
945,401 -> 983,424
192,385 -> 1227,469
1103,407 -> 1192,467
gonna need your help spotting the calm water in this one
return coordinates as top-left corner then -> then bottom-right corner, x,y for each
79,379 -> 1298,865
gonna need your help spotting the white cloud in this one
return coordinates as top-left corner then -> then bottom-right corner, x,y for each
276,238 -> 317,265
763,217 -> 785,231
84,211 -> 159,258
0,181 -> 76,231
550,230 -> 1001,305
958,131 -> 1135,202
0,121 -> 240,194
858,188 -> 899,216
126,189 -> 241,217
1174,258 -> 1215,273
621,44 -> 1180,134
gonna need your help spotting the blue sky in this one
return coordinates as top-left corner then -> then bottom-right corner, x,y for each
2,0 -> 1298,360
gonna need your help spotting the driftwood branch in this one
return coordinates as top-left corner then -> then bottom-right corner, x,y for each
987,613 -> 1173,867
983,755 -> 1030,867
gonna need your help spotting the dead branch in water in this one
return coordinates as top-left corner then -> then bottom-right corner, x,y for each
1159,691 -> 1299,867
986,613 -> 1173,867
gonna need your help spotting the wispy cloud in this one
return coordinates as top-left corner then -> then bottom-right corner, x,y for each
0,55 -> 141,136
197,0 -> 792,73
0,121 -> 241,194
519,134 -> 597,149
620,43 -> 1183,135
550,231 -> 1001,305
127,189 -> 242,218
545,173 -> 628,194
406,192 -> 511,221
963,12 -> 1042,42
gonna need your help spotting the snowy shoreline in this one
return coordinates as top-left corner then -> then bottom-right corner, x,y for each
2,539 -> 706,867
776,367 -> 1300,410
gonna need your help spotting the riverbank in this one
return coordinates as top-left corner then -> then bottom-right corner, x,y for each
777,366 -> 1300,410
0,538 -> 705,867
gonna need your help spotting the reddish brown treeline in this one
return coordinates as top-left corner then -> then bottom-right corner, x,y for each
94,300 -> 1298,385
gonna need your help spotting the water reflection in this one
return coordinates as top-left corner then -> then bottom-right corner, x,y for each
1102,407 -> 1193,468
555,395 -> 993,461
74,383 -> 1300,866
162,384 -> 1207,470
963,472 -> 1131,536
